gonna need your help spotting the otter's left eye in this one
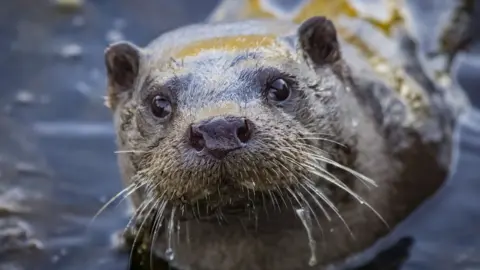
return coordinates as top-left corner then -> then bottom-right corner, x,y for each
267,78 -> 290,102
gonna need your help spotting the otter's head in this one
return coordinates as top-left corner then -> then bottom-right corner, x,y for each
104,17 -> 363,220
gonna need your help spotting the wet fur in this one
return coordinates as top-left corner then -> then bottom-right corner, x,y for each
104,18 -> 457,270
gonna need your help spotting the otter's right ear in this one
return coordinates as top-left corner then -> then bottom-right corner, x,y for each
104,41 -> 142,109
297,16 -> 341,66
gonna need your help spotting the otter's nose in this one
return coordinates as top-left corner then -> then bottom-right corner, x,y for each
189,116 -> 252,159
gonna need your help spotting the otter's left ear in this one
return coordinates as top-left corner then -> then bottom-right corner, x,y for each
297,16 -> 341,66
104,41 -> 143,109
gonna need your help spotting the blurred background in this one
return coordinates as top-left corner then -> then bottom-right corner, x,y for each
0,0 -> 479,270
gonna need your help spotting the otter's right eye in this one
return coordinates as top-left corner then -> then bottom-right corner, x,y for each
151,95 -> 172,119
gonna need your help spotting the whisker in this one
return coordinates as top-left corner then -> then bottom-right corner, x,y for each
297,182 -> 331,221
150,200 -> 168,270
299,131 -> 336,137
306,153 -> 377,187
299,137 -> 347,148
275,187 -> 289,208
124,182 -> 163,236
115,181 -> 146,207
260,192 -> 269,218
277,145 -> 376,187
128,197 -> 158,269
272,161 -> 301,209
268,190 -> 280,212
304,162 -> 386,227
285,186 -> 303,210
277,149 -> 387,227
282,155 -> 349,196
89,182 -> 140,227
294,188 -> 322,231
303,182 -> 354,238
115,149 -> 148,154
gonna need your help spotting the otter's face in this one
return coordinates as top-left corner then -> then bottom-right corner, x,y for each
104,17 -> 353,217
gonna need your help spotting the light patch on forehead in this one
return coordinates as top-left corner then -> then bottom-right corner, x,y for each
195,101 -> 242,122
172,34 -> 280,59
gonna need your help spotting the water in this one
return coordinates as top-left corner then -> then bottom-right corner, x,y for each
0,0 -> 479,270
295,208 -> 318,267
165,207 -> 176,262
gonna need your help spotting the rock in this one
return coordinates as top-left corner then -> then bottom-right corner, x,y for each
0,218 -> 44,254
0,188 -> 31,216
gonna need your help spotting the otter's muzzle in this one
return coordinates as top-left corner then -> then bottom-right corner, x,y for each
188,116 -> 253,159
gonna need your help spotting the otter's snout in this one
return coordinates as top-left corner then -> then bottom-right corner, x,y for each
189,116 -> 253,159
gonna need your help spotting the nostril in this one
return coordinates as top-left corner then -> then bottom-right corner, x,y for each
189,125 -> 206,151
236,119 -> 252,143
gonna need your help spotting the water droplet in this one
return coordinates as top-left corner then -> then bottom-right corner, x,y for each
165,207 -> 176,261
176,221 -> 181,243
165,248 -> 175,261
351,119 -> 358,127
295,208 -> 318,267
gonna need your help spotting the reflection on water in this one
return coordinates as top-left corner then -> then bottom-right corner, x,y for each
0,0 -> 479,270
33,122 -> 115,137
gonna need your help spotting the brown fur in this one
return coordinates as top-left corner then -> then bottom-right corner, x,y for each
104,16 -> 458,270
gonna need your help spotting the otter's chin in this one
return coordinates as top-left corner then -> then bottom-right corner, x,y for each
174,181 -> 292,222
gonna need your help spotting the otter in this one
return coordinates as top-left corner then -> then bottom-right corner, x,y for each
102,5 -> 467,270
